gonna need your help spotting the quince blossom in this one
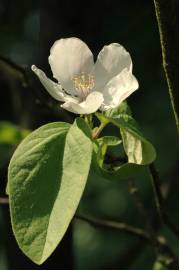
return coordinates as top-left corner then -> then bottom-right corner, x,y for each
31,37 -> 138,114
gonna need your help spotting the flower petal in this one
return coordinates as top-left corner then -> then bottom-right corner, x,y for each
61,91 -> 104,114
48,37 -> 94,95
101,68 -> 139,111
31,65 -> 66,101
94,43 -> 132,90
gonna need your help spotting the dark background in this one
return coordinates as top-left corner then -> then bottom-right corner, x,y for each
0,0 -> 179,269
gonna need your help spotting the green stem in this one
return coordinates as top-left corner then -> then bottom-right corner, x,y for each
84,114 -> 93,129
92,122 -> 107,139
153,0 -> 179,132
128,180 -> 155,236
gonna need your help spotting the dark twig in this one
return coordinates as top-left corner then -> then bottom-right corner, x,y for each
156,235 -> 179,270
0,55 -> 26,74
153,0 -> 179,132
76,213 -> 179,269
128,180 -> 154,234
149,163 -> 164,224
149,163 -> 179,238
75,214 -> 151,242
0,55 -> 28,87
0,197 -> 150,241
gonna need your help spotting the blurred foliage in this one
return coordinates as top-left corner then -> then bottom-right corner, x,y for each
0,121 -> 30,145
0,122 -> 30,169
0,0 -> 179,270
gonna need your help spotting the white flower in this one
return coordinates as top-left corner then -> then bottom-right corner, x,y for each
31,37 -> 138,114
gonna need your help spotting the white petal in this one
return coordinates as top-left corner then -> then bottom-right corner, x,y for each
94,43 -> 132,90
31,65 -> 66,101
101,68 -> 139,111
61,91 -> 104,114
48,37 -> 94,95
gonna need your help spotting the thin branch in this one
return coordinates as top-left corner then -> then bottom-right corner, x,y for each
0,55 -> 26,74
163,155 -> 179,200
149,163 -> 179,238
149,163 -> 164,224
0,55 -> 28,87
0,54 -> 73,122
76,213 -> 151,242
76,213 -> 179,269
156,235 -> 179,270
0,197 -> 152,242
153,0 -> 179,132
128,180 -> 154,234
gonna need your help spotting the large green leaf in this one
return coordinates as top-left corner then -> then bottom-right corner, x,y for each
8,118 -> 92,264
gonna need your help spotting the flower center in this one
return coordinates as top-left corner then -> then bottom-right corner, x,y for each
72,73 -> 95,98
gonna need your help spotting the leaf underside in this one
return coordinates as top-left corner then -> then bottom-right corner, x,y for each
8,119 -> 92,264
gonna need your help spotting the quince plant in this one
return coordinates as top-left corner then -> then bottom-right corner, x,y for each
7,37 -> 156,265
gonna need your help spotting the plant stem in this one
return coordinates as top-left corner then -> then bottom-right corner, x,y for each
156,235 -> 179,270
153,0 -> 179,132
149,163 -> 179,238
76,214 -> 151,241
149,163 -> 164,225
92,122 -> 107,140
84,114 -> 93,129
128,180 -> 154,235
76,213 -> 179,269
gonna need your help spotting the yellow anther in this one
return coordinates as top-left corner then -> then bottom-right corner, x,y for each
72,73 -> 94,97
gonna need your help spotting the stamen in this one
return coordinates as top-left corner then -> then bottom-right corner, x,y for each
72,72 -> 95,97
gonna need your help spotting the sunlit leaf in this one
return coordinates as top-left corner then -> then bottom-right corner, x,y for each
8,118 -> 92,264
97,110 -> 156,165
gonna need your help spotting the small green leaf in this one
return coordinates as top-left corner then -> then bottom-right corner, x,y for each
105,101 -> 132,117
96,112 -> 156,165
92,141 -> 144,181
97,136 -> 122,147
96,136 -> 122,168
95,112 -> 110,125
111,115 -> 156,165
8,118 -> 92,264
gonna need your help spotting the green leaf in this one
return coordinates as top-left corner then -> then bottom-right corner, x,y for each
111,115 -> 156,165
96,136 -> 122,168
96,112 -> 156,165
8,118 -> 92,264
92,141 -> 144,181
105,101 -> 132,117
97,136 -> 122,147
